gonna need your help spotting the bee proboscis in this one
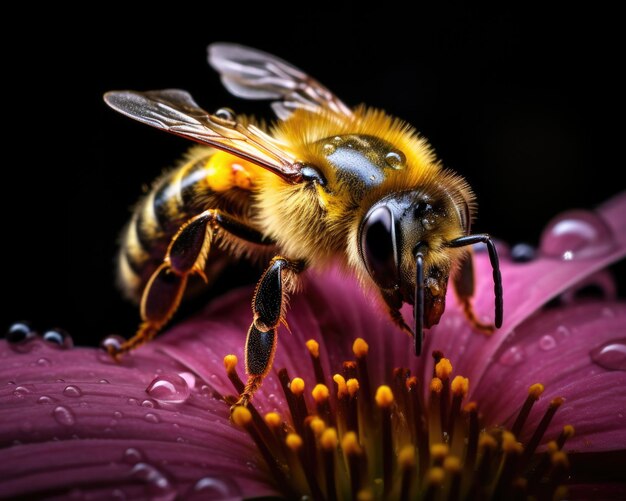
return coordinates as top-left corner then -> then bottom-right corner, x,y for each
104,43 -> 503,406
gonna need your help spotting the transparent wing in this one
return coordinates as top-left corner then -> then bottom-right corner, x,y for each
104,89 -> 302,182
208,43 -> 353,120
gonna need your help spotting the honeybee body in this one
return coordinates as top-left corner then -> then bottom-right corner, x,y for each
118,146 -> 271,301
106,44 -> 502,406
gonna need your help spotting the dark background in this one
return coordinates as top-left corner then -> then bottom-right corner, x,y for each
4,6 -> 624,346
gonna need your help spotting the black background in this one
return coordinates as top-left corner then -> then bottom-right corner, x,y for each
4,6 -> 624,346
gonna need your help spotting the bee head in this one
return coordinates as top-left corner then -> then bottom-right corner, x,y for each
358,190 -> 471,350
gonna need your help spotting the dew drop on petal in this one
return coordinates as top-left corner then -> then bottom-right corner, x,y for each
53,405 -> 76,426
146,374 -> 191,404
187,476 -> 241,500
37,357 -> 51,367
42,328 -> 74,349
127,398 -> 138,406
539,334 -> 557,351
498,346 -> 525,367
6,322 -> 38,352
13,386 -> 31,398
590,338 -> 626,371
540,210 -> 617,260
113,411 -> 123,419
130,463 -> 175,500
99,379 -> 110,384
511,242 -> 536,263
63,385 -> 82,397
144,412 -> 160,424
178,371 -> 196,390
123,447 -> 144,464
38,395 -> 55,404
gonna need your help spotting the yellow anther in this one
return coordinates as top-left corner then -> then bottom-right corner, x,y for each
341,431 -> 362,455
398,445 -> 416,468
450,376 -> 469,397
320,428 -> 338,450
375,385 -> 394,408
352,338 -> 369,357
443,456 -> 461,473
528,383 -> 545,399
333,374 -> 348,398
309,416 -> 326,436
306,339 -> 320,358
290,377 -> 305,395
312,384 -> 330,402
346,378 -> 360,397
430,443 -> 449,460
264,412 -> 281,428
231,406 -> 252,427
286,433 -> 303,451
223,354 -> 238,372
426,467 -> 445,484
435,358 -> 453,379
430,377 -> 443,393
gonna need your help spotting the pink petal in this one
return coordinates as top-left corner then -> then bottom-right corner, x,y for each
0,340 -> 278,499
422,191 -> 626,389
473,301 -> 626,451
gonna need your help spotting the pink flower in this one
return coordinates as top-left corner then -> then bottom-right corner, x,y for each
1,193 -> 625,500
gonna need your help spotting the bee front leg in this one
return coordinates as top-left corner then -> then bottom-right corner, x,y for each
452,242 -> 502,335
236,256 -> 303,407
107,210 -> 271,358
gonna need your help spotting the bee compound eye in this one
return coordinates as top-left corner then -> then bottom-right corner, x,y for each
360,205 -> 399,289
214,107 -> 236,121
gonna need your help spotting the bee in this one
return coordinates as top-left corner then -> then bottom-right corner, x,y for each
104,43 -> 503,406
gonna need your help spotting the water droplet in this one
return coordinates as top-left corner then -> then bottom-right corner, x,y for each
37,357 -> 51,367
113,411 -> 123,419
498,346 -> 526,367
178,372 -> 196,390
539,334 -> 557,351
141,399 -> 156,408
331,136 -> 343,145
99,335 -> 125,357
146,374 -> 191,404
38,395 -> 55,404
144,412 -> 160,424
53,405 -> 76,426
511,243 -> 536,263
127,398 -> 138,406
540,210 -> 617,260
385,150 -> 406,169
42,327 -> 73,349
322,143 -> 336,155
6,322 -> 38,352
13,385 -> 31,398
188,476 -> 241,500
111,488 -> 126,500
123,447 -> 144,464
63,385 -> 82,397
590,338 -> 626,371
129,463 -> 175,500
99,379 -> 110,384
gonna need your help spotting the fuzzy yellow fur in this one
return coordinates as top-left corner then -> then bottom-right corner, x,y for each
254,106 -> 475,291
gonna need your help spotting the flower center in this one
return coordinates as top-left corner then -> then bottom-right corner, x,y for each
224,339 -> 573,500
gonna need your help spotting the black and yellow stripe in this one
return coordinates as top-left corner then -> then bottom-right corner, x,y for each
117,147 -> 262,301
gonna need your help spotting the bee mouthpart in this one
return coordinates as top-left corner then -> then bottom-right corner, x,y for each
414,251 -> 425,356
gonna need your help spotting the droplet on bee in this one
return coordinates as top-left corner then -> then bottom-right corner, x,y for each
331,136 -> 343,145
385,150 -> 406,169
214,107 -> 236,122
43,328 -> 73,349
322,143 -> 336,155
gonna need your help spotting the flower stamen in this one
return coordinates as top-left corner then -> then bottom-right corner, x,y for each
223,343 -> 572,500
511,383 -> 544,437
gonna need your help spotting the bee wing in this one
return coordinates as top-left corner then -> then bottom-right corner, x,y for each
104,89 -> 302,182
208,43 -> 353,120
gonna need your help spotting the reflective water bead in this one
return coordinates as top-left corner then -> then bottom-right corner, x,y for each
53,405 -> 76,426
540,209 -> 616,260
590,338 -> 626,371
146,374 -> 191,404
42,327 -> 74,349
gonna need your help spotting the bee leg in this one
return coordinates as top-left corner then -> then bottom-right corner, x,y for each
235,256 -> 303,408
452,235 -> 503,334
108,210 -> 271,358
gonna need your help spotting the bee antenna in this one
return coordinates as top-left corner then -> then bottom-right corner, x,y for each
414,252 -> 425,356
447,234 -> 503,328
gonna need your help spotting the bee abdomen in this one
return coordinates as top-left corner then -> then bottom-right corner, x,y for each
117,147 -> 262,302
